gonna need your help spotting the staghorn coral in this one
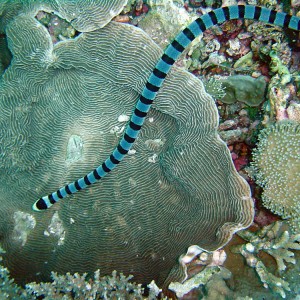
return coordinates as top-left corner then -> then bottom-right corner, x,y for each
0,0 -> 254,289
0,245 -> 160,300
250,122 -> 300,231
231,221 -> 300,298
26,270 -> 150,299
202,267 -> 233,300
0,246 -> 28,299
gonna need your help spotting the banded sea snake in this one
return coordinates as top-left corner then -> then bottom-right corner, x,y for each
33,5 -> 300,211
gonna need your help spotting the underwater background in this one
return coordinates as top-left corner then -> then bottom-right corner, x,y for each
0,0 -> 299,299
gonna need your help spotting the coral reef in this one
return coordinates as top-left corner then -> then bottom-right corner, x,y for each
138,0 -> 194,48
231,221 -> 300,298
0,0 -> 253,288
269,50 -> 292,86
267,81 -> 291,122
250,122 -> 300,232
0,0 -> 128,32
261,47 -> 297,123
203,76 -> 226,100
0,247 -> 28,299
287,101 -> 300,122
169,266 -> 221,298
26,270 -> 150,300
0,245 -> 160,299
220,75 -> 267,106
202,267 -> 233,300
35,10 -> 77,44
168,245 -> 227,298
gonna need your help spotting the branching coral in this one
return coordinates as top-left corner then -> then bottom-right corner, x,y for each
26,270 -> 150,300
0,245 -> 161,300
231,221 -> 300,298
250,122 -> 300,232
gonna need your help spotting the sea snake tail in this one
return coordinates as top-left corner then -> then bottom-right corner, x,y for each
32,5 -> 300,211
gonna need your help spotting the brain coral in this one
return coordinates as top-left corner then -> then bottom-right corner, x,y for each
0,0 -> 127,32
0,2 -> 253,288
251,122 -> 300,232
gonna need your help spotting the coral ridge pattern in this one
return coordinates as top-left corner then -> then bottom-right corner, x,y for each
0,0 -> 299,290
34,5 -> 300,211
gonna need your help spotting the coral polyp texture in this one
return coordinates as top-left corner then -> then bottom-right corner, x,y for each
251,122 -> 300,232
0,0 -> 253,289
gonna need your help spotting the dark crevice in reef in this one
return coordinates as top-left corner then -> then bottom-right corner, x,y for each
0,34 -> 12,76
35,11 -> 80,45
285,28 -> 300,51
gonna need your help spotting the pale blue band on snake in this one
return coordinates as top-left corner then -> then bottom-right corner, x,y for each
32,5 -> 300,211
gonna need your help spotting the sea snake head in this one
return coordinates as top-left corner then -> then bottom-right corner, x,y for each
32,197 -> 53,211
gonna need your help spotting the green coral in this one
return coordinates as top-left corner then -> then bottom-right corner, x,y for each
269,50 -> 292,85
251,122 -> 300,231
231,221 -> 300,298
203,77 -> 226,100
220,75 -> 267,106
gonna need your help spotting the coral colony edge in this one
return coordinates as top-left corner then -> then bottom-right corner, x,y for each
33,5 -> 300,211
0,1 -> 300,299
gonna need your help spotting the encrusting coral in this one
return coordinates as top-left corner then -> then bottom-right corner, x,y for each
231,221 -> 300,298
250,122 -> 300,232
138,0 -> 193,48
168,245 -> 227,298
287,102 -> 300,122
169,266 -> 222,298
0,0 -> 253,288
220,75 -> 267,107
